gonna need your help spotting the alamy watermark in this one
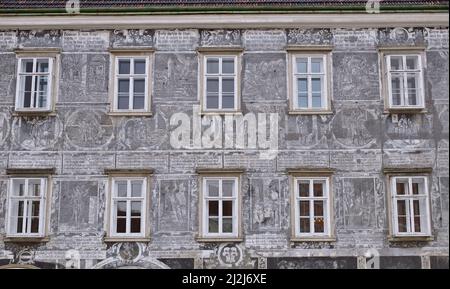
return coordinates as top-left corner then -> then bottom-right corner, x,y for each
170,106 -> 279,160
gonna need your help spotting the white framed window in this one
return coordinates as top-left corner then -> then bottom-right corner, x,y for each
385,54 -> 425,109
201,177 -> 239,238
391,176 -> 431,236
113,56 -> 150,112
293,177 -> 331,237
7,178 -> 47,237
109,177 -> 147,238
291,54 -> 330,111
15,57 -> 54,111
201,54 -> 239,112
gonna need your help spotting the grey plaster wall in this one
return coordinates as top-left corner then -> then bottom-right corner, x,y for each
0,27 -> 448,269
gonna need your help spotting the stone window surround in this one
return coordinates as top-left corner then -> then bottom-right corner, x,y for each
13,48 -> 60,116
3,168 -> 55,243
196,168 -> 244,242
378,46 -> 427,114
197,47 -> 243,115
287,168 -> 336,242
107,48 -> 154,117
286,46 -> 333,115
103,168 -> 153,242
384,168 -> 434,242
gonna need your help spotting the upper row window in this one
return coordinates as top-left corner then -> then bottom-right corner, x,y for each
15,57 -> 54,111
13,51 -> 426,114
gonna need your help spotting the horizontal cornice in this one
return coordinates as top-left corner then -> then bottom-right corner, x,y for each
0,13 -> 448,30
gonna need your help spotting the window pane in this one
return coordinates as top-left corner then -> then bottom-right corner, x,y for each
206,78 -> 219,93
222,201 -> 233,217
296,58 -> 307,73
314,200 -> 324,216
407,74 -> 419,106
22,75 -> 33,108
313,181 -> 324,197
131,181 -> 143,197
311,58 -> 322,73
117,201 -> 127,217
390,56 -> 403,70
131,201 -> 141,217
37,76 -> 48,108
299,182 -> 309,197
412,178 -> 425,195
299,201 -> 309,217
314,217 -> 324,233
130,218 -> 141,233
21,59 -> 34,73
208,218 -> 218,233
222,78 -> 234,93
222,95 -> 235,109
391,74 -> 403,106
30,217 -> 40,233
406,56 -> 418,70
133,79 -> 145,109
311,78 -> 321,92
297,78 -> 308,108
116,181 -> 127,197
118,59 -> 130,74
37,59 -> 49,73
207,95 -> 219,109
395,179 -> 408,195
31,201 -> 40,217
134,59 -> 146,74
413,200 -> 421,232
222,180 -> 234,197
222,59 -> 234,74
12,179 -> 25,196
118,79 -> 130,109
17,217 -> 23,233
298,78 -> 307,92
397,200 -> 408,233
312,93 -> 321,108
300,218 -> 310,233
222,218 -> 233,233
116,218 -> 126,233
207,180 -> 219,197
206,58 -> 219,74
208,200 -> 218,217
28,179 -> 41,196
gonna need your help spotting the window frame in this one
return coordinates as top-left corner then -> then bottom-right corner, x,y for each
109,177 -> 147,238
197,170 -> 243,241
14,50 -> 60,114
389,175 -> 432,237
6,176 -> 51,238
287,49 -> 332,114
379,48 -> 426,113
199,51 -> 242,114
109,50 -> 153,116
293,177 -> 332,238
105,172 -> 151,241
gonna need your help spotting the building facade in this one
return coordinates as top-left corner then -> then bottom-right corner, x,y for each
0,0 -> 448,269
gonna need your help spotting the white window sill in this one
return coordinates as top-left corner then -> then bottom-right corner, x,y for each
388,235 -> 434,242
107,111 -> 153,117
384,107 -> 427,114
104,237 -> 151,243
288,110 -> 333,115
200,110 -> 242,116
13,110 -> 56,116
196,237 -> 243,243
3,236 -> 49,243
290,236 -> 336,242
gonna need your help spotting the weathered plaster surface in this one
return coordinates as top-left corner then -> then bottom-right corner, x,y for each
0,27 -> 448,269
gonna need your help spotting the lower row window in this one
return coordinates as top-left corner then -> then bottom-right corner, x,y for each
5,174 -> 432,239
